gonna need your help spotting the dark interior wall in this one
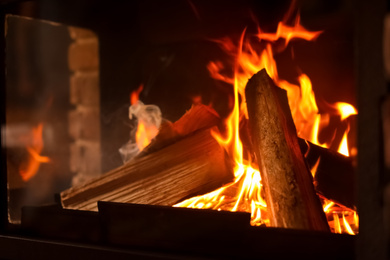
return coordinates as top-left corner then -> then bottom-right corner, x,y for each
355,0 -> 388,259
0,0 -> 364,244
2,1 -> 388,260
29,0 -> 355,171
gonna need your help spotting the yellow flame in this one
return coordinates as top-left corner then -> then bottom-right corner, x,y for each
135,121 -> 158,151
338,131 -> 350,156
354,211 -> 359,229
323,201 -> 335,213
335,102 -> 357,121
342,213 -> 355,235
333,213 -> 342,234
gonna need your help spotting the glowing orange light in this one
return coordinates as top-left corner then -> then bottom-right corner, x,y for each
257,16 -> 322,47
323,201 -> 335,213
131,84 -> 144,105
338,131 -> 350,156
19,123 -> 50,181
310,158 -> 321,178
333,213 -> 342,234
191,95 -> 202,105
129,85 -> 159,151
343,213 -> 355,235
135,121 -> 158,151
335,102 -> 357,121
176,13 -> 358,234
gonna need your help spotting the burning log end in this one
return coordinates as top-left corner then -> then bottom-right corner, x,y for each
245,69 -> 329,232
137,104 -> 220,158
298,138 -> 356,209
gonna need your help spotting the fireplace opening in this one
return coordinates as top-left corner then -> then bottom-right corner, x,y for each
2,0 -> 385,259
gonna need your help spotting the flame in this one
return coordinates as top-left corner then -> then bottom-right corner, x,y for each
135,121 -> 158,151
338,131 -> 350,156
334,102 -> 357,156
257,15 -> 322,47
320,196 -> 358,234
129,85 -> 160,151
131,84 -> 144,105
333,213 -> 342,234
176,13 -> 358,234
335,102 -> 358,121
19,123 -> 50,181
342,213 -> 355,235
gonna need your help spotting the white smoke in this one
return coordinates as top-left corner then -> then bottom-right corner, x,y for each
119,100 -> 162,163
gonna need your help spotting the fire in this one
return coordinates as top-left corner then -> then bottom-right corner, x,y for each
335,102 -> 357,156
130,85 -> 160,151
321,196 -> 358,234
135,121 -> 158,151
19,123 -> 50,181
257,15 -> 322,47
130,84 -> 144,105
176,13 -> 358,234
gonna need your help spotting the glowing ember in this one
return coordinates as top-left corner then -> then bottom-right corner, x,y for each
175,13 -> 358,234
19,123 -> 50,181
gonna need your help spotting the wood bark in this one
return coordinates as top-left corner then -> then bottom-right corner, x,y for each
61,128 -> 233,211
245,69 -> 329,231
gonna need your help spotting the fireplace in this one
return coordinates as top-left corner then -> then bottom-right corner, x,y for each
0,0 -> 388,259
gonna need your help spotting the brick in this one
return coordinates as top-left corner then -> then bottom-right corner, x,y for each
69,141 -> 101,175
70,72 -> 100,106
68,108 -> 101,141
68,40 -> 99,71
68,26 -> 97,40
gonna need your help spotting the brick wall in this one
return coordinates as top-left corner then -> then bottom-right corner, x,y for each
68,27 -> 101,186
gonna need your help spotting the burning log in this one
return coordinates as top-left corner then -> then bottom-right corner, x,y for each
299,139 -> 356,209
245,69 -> 329,231
138,103 -> 220,157
60,128 -> 234,211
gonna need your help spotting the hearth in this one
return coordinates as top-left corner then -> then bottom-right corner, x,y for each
0,0 -> 388,259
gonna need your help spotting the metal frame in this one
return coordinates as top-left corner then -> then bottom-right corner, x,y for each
0,0 -> 388,259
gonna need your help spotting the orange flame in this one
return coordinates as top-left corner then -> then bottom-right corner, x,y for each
130,85 -> 160,151
334,102 -> 357,156
131,84 -> 144,105
257,16 -> 322,47
19,123 -> 50,181
135,121 -> 158,151
176,13 -> 358,234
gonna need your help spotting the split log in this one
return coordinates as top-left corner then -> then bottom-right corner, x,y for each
298,139 -> 356,209
239,116 -> 356,209
138,104 -> 220,157
245,69 -> 329,231
60,128 -> 233,211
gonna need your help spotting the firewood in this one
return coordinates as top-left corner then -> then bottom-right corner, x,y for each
138,104 -> 220,157
245,69 -> 329,231
60,128 -> 233,211
298,139 -> 356,209
237,115 -> 356,209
